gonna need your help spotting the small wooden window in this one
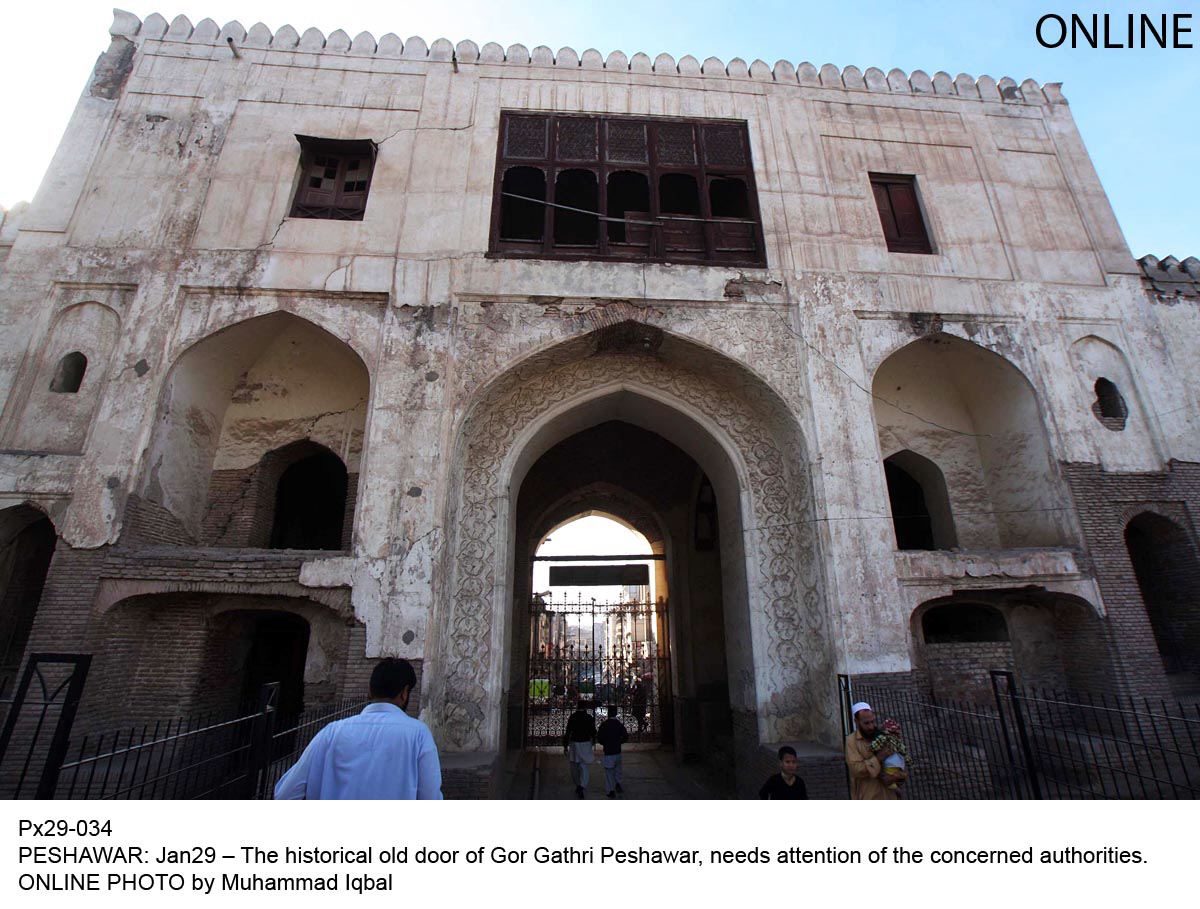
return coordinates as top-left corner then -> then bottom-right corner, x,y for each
870,173 -> 932,254
290,136 -> 376,221
49,352 -> 87,393
489,112 -> 765,266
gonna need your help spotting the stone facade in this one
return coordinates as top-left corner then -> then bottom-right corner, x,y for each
1,11 -> 1198,796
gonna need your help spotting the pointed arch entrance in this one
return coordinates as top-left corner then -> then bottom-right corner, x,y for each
522,513 -> 667,747
425,325 -> 834,782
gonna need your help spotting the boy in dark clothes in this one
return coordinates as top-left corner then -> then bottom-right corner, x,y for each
758,745 -> 808,799
596,705 -> 629,798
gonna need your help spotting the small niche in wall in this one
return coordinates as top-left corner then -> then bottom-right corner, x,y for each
1091,377 -> 1128,431
49,352 -> 87,393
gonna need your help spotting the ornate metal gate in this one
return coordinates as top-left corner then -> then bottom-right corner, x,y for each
525,596 -> 671,746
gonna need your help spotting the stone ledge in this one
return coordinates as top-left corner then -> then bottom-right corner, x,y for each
895,548 -> 1081,583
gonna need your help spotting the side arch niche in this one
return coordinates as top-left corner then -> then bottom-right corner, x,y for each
1069,335 -> 1158,469
872,333 -> 1072,549
138,312 -> 369,546
424,324 -> 834,767
7,302 -> 120,454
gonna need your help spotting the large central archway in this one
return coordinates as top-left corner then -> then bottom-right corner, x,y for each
425,324 -> 834,775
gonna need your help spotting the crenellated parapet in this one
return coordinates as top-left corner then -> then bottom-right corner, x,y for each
110,9 -> 1066,106
1138,255 -> 1200,302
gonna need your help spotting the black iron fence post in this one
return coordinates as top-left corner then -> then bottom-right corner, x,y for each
245,682 -> 279,799
0,653 -> 92,799
33,655 -> 92,799
990,670 -> 1043,800
837,674 -> 852,798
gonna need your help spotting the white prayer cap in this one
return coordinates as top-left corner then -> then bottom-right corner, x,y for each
850,701 -> 872,716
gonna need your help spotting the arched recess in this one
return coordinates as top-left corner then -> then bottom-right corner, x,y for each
872,333 -> 1072,549
88,592 -> 362,726
425,323 -> 832,760
883,450 -> 956,550
1069,335 -> 1158,469
0,505 -> 57,693
911,591 -> 1114,702
139,312 -> 369,545
7,302 -> 120,454
1124,512 -> 1200,685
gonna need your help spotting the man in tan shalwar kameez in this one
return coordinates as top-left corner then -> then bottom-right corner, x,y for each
845,701 -> 900,800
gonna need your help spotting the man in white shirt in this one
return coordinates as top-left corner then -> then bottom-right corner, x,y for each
274,658 -> 443,800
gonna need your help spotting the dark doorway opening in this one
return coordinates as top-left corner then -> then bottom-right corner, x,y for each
0,513 -> 57,695
1125,513 -> 1200,688
884,459 -> 935,550
270,451 -> 348,550
241,612 -> 310,721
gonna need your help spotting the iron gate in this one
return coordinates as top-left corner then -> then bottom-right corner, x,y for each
525,596 -> 671,746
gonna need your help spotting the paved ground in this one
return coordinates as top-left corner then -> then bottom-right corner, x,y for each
505,747 -> 734,799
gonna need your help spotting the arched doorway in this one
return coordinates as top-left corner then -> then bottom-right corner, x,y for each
426,324 -> 833,788
509,419 -> 739,765
521,514 -> 671,748
267,444 -> 349,550
1125,512 -> 1200,691
0,505 -> 57,694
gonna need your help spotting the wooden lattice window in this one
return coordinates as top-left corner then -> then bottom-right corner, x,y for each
870,173 -> 933,254
490,112 -> 765,266
290,136 -> 376,221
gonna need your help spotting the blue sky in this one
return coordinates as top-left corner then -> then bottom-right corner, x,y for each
3,1 -> 1196,256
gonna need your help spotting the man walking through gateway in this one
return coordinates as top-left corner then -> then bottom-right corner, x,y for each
563,700 -> 596,798
274,658 -> 442,799
596,705 -> 629,798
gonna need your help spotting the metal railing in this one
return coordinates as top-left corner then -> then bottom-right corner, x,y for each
838,671 -> 1200,799
1,653 -> 370,799
53,684 -> 280,799
256,695 -> 369,799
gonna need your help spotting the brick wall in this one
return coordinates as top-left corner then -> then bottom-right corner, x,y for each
201,466 -> 263,546
922,642 -> 1014,702
124,495 -> 196,545
440,751 -> 500,799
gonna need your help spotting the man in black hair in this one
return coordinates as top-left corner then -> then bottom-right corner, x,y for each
758,745 -> 808,799
275,657 -> 442,799
563,700 -> 596,798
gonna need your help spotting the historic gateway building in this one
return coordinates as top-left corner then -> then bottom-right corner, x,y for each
0,11 -> 1197,797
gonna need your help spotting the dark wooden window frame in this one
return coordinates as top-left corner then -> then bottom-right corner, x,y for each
489,111 -> 766,267
870,172 -> 933,255
289,135 -> 377,221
